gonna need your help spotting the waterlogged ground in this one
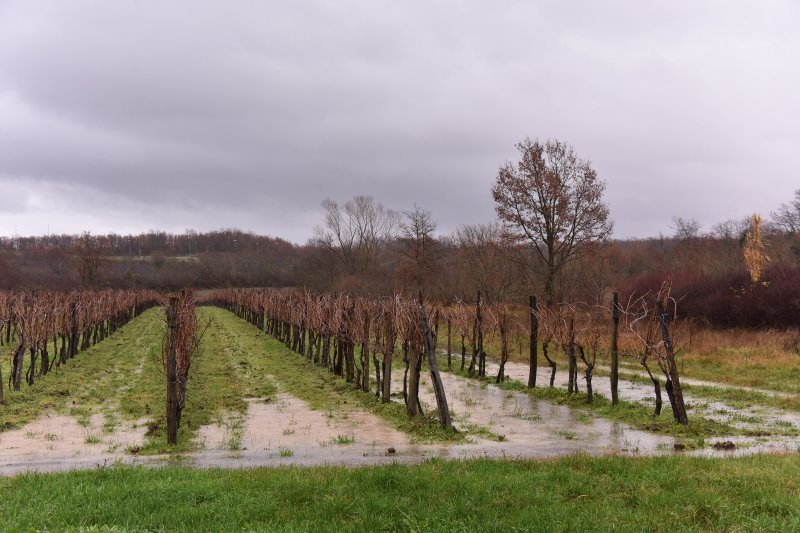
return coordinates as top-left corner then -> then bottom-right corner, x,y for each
2,307 -> 799,475
486,359 -> 800,448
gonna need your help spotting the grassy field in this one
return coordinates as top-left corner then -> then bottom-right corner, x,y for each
1,455 -> 799,531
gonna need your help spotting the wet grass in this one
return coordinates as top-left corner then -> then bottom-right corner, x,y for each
675,340 -> 800,395
2,454 -> 800,530
205,307 -> 462,443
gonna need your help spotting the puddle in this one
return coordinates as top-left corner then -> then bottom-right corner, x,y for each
397,367 -> 673,457
481,359 -> 800,434
193,393 -> 410,466
0,412 -> 149,476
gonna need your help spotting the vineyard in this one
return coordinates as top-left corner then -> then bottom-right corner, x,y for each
0,289 -> 159,400
1,282 -> 799,476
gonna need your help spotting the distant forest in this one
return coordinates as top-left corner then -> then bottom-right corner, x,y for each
2,202 -> 799,329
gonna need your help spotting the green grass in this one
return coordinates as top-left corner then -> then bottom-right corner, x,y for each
1,455 -> 800,530
673,349 -> 800,396
205,307 -> 462,443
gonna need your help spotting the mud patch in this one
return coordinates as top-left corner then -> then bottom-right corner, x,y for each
193,392 -> 410,466
0,412 -> 148,475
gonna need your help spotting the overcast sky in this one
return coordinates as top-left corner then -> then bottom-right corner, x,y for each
1,1 -> 798,243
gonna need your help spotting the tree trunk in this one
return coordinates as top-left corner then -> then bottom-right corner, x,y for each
406,340 -> 422,417
422,310 -> 452,429
12,343 -> 25,390
446,318 -> 452,370
542,343 -> 557,387
476,291 -> 484,377
381,318 -> 394,403
496,326 -> 508,384
610,292 -> 620,406
658,302 -> 688,424
642,361 -> 662,416
578,347 -> 594,404
460,335 -> 466,371
373,352 -> 382,398
69,303 -> 79,359
567,318 -> 576,394
528,295 -> 538,388
382,349 -> 393,403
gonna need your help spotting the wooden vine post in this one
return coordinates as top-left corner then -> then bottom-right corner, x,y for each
421,304 -> 452,430
657,298 -> 688,424
528,295 -> 538,388
610,292 -> 620,406
476,291 -> 484,378
166,295 -> 179,445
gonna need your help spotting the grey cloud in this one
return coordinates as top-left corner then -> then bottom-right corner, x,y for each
0,0 -> 798,241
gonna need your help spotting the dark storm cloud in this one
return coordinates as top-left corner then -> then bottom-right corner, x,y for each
1,1 -> 798,241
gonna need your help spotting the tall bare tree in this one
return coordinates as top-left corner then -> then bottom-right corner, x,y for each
452,223 -> 515,302
73,232 -> 107,287
399,205 -> 439,294
772,189 -> 800,233
313,195 -> 399,284
492,138 -> 612,305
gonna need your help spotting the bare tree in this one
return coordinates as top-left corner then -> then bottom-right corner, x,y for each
492,138 -> 612,305
453,223 -> 515,302
313,195 -> 399,279
772,189 -> 800,233
625,282 -> 688,424
671,217 -> 702,241
399,205 -> 439,293
73,232 -> 107,287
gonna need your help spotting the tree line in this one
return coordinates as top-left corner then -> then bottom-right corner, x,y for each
2,140 -> 798,329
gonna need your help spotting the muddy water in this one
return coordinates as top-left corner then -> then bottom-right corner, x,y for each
402,367 -> 674,456
192,393 -> 411,467
487,359 -> 800,434
0,413 -> 151,476
190,378 -> 670,469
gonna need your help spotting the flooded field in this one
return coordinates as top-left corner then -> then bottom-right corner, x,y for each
491,359 -> 800,436
5,360 -> 798,476
3,307 -> 799,476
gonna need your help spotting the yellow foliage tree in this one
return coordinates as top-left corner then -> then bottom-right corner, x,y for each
743,214 -> 769,283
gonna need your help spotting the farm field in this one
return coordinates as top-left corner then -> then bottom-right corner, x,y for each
3,305 -> 799,475
2,296 -> 800,531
